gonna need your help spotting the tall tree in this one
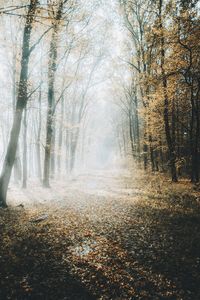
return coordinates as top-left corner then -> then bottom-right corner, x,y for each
0,0 -> 38,207
43,0 -> 66,187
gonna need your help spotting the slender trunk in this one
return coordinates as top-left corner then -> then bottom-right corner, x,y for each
159,138 -> 165,172
65,127 -> 70,173
143,119 -> 148,170
159,0 -> 177,182
22,109 -> 27,188
149,134 -> 155,172
50,117 -> 56,178
122,128 -> 127,156
12,56 -> 22,183
135,95 -> 140,162
143,139 -> 148,170
69,129 -> 79,172
0,111 -> 23,206
191,96 -> 199,183
189,63 -> 199,182
194,97 -> 200,182
176,99 -> 182,176
154,150 -> 159,172
43,2 -> 64,187
117,130 -> 123,158
193,119 -> 199,183
36,87 -> 42,180
14,149 -> 22,184
57,96 -> 64,174
43,35 -> 57,186
43,110 -> 53,187
129,113 -> 135,159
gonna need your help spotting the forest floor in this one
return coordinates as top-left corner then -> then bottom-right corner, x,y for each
0,169 -> 200,300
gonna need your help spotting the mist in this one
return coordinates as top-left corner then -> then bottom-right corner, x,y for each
0,1 -> 199,299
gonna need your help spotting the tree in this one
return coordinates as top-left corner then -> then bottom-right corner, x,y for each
43,0 -> 73,187
119,0 -> 199,181
0,0 -> 38,207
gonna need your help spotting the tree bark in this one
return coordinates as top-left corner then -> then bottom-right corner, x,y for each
57,96 -> 64,174
129,113 -> 135,159
36,87 -> 42,180
12,53 -> 22,183
159,0 -> 178,182
43,1 -> 64,187
22,108 -> 27,188
50,117 -> 56,178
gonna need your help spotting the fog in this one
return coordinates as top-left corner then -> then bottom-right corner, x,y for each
0,0 -> 130,185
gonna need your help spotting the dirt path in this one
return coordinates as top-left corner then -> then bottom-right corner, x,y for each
1,170 -> 200,299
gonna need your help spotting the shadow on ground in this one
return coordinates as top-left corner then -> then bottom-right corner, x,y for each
105,198 -> 200,299
0,209 -> 95,300
0,191 -> 200,300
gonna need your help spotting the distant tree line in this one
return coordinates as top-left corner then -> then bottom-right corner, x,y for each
119,0 -> 200,182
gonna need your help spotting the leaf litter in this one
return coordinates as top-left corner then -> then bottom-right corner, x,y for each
0,170 -> 200,299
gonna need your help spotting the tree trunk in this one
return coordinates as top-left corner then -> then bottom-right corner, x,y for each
57,96 -> 64,174
149,134 -> 155,172
65,127 -> 70,173
129,113 -> 135,159
135,95 -> 141,162
159,0 -> 177,182
159,138 -> 165,172
36,87 -> 42,180
43,2 -> 64,187
163,77 -> 177,182
12,56 -> 22,183
22,109 -> 27,188
50,117 -> 56,178
14,150 -> 22,184
69,129 -> 79,173
191,96 -> 199,183
194,99 -> 200,182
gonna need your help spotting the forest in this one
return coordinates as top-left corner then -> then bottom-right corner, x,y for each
0,0 -> 200,299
